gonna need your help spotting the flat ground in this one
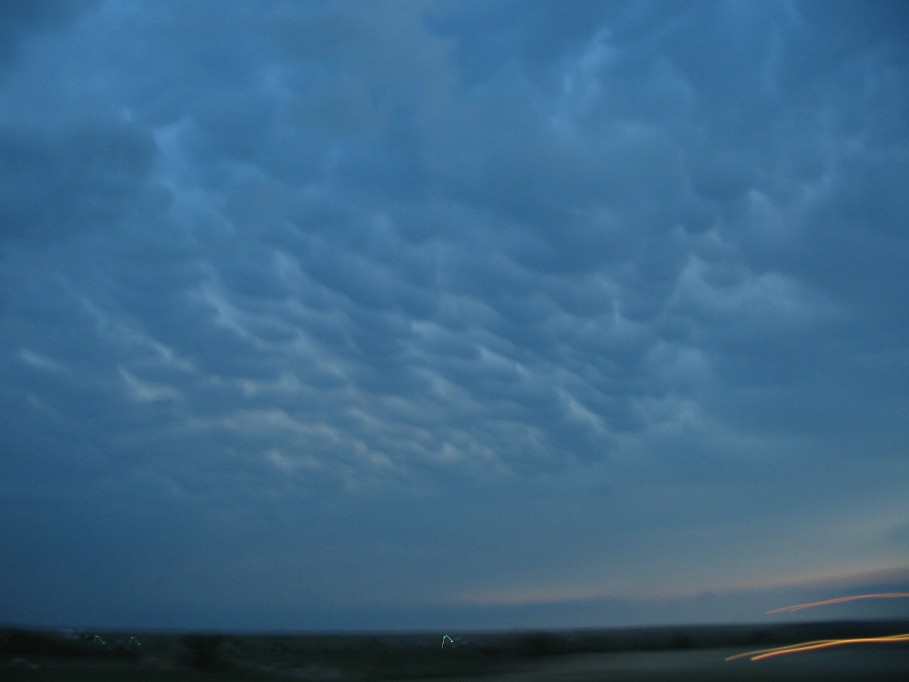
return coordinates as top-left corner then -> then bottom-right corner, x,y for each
3,620 -> 907,681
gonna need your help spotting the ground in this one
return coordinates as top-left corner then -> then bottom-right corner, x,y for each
2,621 -> 907,680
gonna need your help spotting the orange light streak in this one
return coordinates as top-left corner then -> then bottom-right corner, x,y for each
767,592 -> 909,614
725,632 -> 909,662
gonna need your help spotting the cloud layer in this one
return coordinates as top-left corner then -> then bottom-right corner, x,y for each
1,0 -> 908,630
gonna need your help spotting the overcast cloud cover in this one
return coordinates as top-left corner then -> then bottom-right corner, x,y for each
2,0 -> 908,632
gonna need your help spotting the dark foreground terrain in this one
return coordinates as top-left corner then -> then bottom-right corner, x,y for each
3,620 -> 907,681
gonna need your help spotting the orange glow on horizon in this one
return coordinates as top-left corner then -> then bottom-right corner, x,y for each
767,592 -> 909,614
726,632 -> 909,662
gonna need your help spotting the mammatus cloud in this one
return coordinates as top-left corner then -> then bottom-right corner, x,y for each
1,1 -> 907,630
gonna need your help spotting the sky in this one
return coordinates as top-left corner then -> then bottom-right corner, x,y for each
1,0 -> 908,633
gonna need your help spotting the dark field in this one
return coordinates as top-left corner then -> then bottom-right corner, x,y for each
3,620 -> 907,681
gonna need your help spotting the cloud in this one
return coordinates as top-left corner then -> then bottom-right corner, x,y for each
1,0 -> 907,630
0,120 -> 158,244
0,0 -> 96,71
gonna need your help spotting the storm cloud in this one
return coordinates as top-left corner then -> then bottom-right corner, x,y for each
1,1 -> 908,631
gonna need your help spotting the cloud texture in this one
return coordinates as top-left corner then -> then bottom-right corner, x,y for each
1,0 -> 908,630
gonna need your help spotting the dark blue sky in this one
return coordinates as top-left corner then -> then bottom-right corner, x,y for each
1,0 -> 908,632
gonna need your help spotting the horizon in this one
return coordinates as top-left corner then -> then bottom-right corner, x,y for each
5,570 -> 909,634
2,1 -> 908,633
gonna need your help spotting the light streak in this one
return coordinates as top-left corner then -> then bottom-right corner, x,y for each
725,632 -> 909,662
727,591 -> 909,663
767,592 -> 909,614
128,636 -> 141,648
441,634 -> 454,649
93,635 -> 107,647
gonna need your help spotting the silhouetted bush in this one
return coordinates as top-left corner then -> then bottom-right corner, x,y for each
519,632 -> 568,656
4,630 -> 60,656
669,632 -> 695,649
750,630 -> 769,644
182,634 -> 226,668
